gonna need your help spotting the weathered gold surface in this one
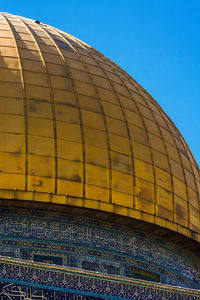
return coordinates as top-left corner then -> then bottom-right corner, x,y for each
0,12 -> 199,242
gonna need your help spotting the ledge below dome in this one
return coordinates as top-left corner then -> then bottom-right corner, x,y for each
0,189 -> 199,256
0,206 -> 200,289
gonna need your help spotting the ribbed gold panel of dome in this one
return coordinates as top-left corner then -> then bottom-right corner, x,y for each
0,12 -> 199,243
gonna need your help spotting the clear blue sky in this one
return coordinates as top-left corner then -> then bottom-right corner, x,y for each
1,0 -> 200,166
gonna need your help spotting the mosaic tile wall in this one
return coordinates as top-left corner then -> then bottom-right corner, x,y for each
0,257 -> 200,300
0,282 -> 199,300
0,207 -> 199,290
0,284 -> 103,300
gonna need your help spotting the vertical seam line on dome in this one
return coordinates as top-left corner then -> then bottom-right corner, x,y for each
99,59 -> 174,227
156,108 -> 190,232
113,68 -> 171,227
2,14 -> 28,192
130,79 -> 196,236
37,24 -> 86,203
138,96 -> 175,223
161,108 -> 200,234
159,108 -> 200,234
18,18 -> 58,195
116,71 -> 175,224
107,57 -> 200,235
178,139 -> 200,234
51,29 -> 113,204
138,87 -> 197,235
72,41 -> 136,212
92,49 -> 158,221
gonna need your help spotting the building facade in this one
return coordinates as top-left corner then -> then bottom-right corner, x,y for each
0,12 -> 199,299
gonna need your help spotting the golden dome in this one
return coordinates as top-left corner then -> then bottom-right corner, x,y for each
0,12 -> 199,243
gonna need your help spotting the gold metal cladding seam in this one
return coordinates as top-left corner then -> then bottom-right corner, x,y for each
71,37 -> 136,211
135,92 -> 175,223
92,48 -> 157,218
35,21 -> 87,201
2,14 -> 27,190
131,76 -> 197,231
17,17 -> 57,194
110,69 -> 175,223
107,58 -> 189,230
114,56 -> 199,232
78,44 -> 197,232
49,25 -> 113,204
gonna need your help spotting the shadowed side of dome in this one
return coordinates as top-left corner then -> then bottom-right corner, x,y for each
0,12 -> 199,245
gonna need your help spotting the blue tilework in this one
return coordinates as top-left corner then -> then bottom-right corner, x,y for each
0,282 -> 106,300
0,207 -> 199,290
0,260 -> 199,300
